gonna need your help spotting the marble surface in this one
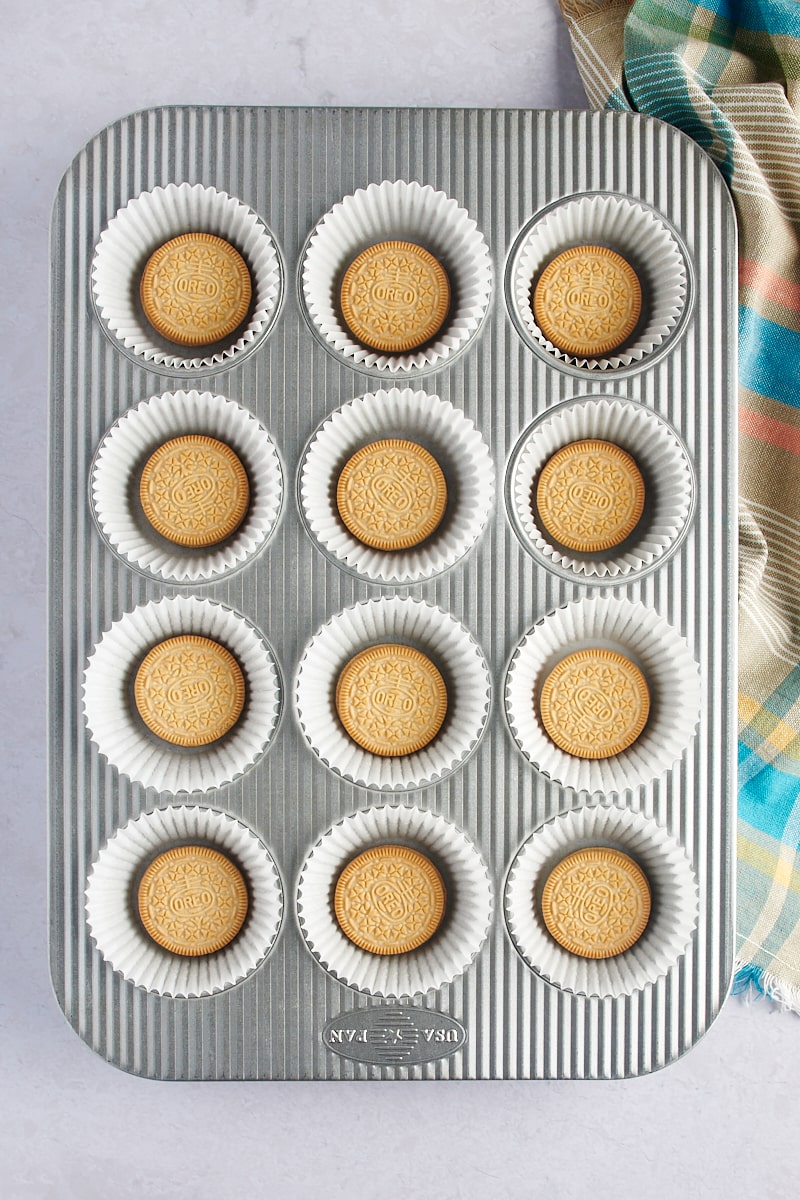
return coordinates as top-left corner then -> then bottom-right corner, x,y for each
1,1 -> 797,1196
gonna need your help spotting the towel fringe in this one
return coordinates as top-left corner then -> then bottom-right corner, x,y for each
733,961 -> 800,1015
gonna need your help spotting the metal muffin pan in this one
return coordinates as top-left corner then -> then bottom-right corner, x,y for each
48,106 -> 737,1079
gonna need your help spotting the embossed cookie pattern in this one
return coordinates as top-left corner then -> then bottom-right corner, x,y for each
535,439 -> 645,553
140,232 -> 252,347
539,648 -> 650,759
339,241 -> 450,353
334,844 -> 446,955
134,634 -> 246,747
541,847 -> 651,959
336,438 -> 447,551
533,245 -> 641,358
335,643 -> 447,757
137,845 -> 249,957
139,435 -> 250,548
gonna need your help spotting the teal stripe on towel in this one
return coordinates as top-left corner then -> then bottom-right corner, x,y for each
739,306 -> 800,408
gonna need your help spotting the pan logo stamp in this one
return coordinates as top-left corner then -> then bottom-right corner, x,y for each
323,1006 -> 467,1065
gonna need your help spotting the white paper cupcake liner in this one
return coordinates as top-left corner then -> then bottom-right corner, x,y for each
297,805 -> 492,996
510,193 -> 688,370
300,388 -> 494,582
83,596 -> 281,793
505,803 -> 698,997
509,396 -> 693,579
86,805 -> 283,997
295,597 -> 491,790
91,183 -> 281,371
91,391 -> 283,583
302,179 -> 492,372
505,597 -> 701,794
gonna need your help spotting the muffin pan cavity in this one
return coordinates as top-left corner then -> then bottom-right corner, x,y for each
508,396 -> 693,580
508,192 -> 689,371
504,803 -> 698,998
82,596 -> 281,793
86,805 -> 283,997
91,182 -> 281,372
91,390 -> 283,583
295,596 -> 491,791
302,179 -> 492,373
299,388 -> 494,583
505,596 -> 702,795
297,805 -> 492,997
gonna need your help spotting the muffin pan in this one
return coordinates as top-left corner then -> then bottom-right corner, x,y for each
49,107 -> 737,1080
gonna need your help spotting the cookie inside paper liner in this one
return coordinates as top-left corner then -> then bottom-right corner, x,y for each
300,388 -> 494,584
504,804 -> 698,998
336,437 -> 447,552
139,232 -> 253,348
86,804 -> 283,997
335,643 -> 448,758
295,596 -> 490,790
139,434 -> 251,549
509,397 -> 692,580
137,844 -> 249,957
133,634 -> 247,748
538,647 -> 651,760
302,179 -> 491,372
532,245 -> 642,359
339,240 -> 451,354
297,804 -> 491,996
534,438 -> 646,556
91,390 -> 283,584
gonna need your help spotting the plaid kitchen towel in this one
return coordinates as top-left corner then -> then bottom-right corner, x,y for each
558,0 -> 800,1010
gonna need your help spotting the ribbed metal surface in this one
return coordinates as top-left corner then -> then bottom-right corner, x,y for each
48,108 -> 737,1079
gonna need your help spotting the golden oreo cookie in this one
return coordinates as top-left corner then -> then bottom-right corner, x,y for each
139,435 -> 250,548
140,232 -> 252,347
134,635 -> 246,747
540,847 -> 651,959
336,439 -> 447,551
539,648 -> 649,760
339,241 -> 450,353
334,844 -> 446,955
535,439 -> 645,553
335,643 -> 447,757
137,845 -> 249,957
533,245 -> 641,358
